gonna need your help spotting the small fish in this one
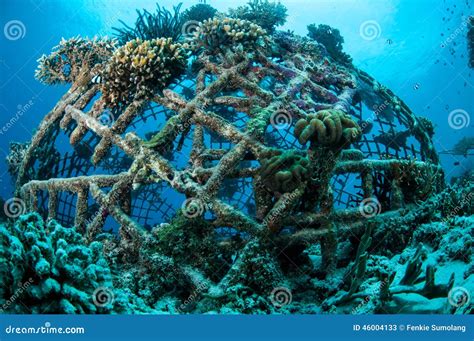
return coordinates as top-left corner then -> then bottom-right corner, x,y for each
91,74 -> 102,84
453,161 -> 460,166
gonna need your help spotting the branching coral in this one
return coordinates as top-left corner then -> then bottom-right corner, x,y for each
113,3 -> 184,45
229,0 -> 287,33
259,152 -> 311,193
192,17 -> 268,54
0,213 -> 113,314
294,109 -> 362,147
35,36 -> 116,85
307,24 -> 352,66
101,38 -> 187,107
182,3 -> 218,23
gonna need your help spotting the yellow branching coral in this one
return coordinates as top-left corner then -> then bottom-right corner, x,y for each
35,36 -> 116,85
294,109 -> 362,147
192,17 -> 269,53
101,38 -> 187,107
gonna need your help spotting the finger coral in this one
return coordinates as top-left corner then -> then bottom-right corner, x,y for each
101,38 -> 187,107
192,17 -> 269,54
35,36 -> 116,85
259,152 -> 311,193
0,213 -> 113,313
294,109 -> 362,147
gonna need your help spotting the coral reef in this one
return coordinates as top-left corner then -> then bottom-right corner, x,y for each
259,152 -> 311,193
35,36 -> 116,85
7,9 -> 464,316
101,38 -> 187,107
0,213 -> 113,313
191,17 -> 269,54
113,3 -> 184,45
228,0 -> 288,33
307,24 -> 352,66
182,3 -> 218,23
294,109 -> 362,147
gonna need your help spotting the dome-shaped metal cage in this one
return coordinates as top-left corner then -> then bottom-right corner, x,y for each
12,30 -> 443,263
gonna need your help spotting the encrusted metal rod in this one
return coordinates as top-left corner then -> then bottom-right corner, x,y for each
60,86 -> 99,129
74,188 -> 89,234
85,171 -> 136,242
190,125 -> 205,167
68,105 -> 200,196
47,188 -> 58,221
263,187 -> 305,233
89,183 -> 145,245
69,99 -> 106,145
200,141 -> 249,199
67,106 -> 137,155
92,99 -> 146,164
15,85 -> 94,194
192,109 -> 269,158
211,199 -> 262,236
335,159 -> 442,174
21,173 -> 129,193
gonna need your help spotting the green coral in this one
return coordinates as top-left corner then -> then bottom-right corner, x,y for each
307,24 -> 352,66
35,36 -> 116,85
260,151 -> 311,193
294,109 -> 362,148
112,3 -> 184,45
0,213 -> 113,314
101,38 -> 187,107
150,214 -> 231,281
229,0 -> 287,33
192,17 -> 268,54
183,3 -> 218,23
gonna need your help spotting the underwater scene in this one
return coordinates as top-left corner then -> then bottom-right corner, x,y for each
0,0 -> 473,317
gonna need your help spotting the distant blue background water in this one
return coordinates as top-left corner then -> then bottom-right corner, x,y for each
0,0 -> 472,199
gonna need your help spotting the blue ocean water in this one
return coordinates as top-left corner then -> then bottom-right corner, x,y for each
0,0 -> 472,199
